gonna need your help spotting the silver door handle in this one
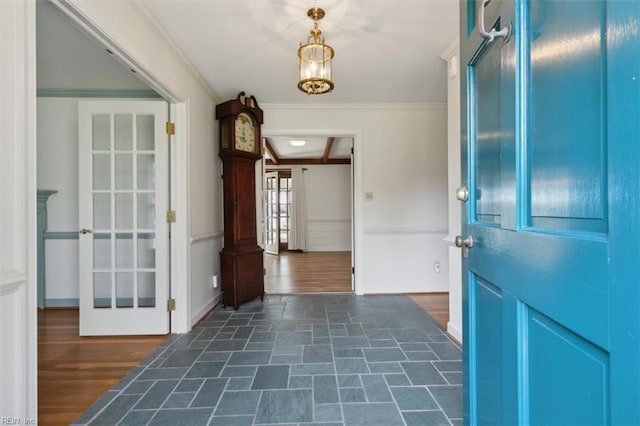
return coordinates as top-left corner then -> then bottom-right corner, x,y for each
455,235 -> 473,258
79,228 -> 93,235
477,0 -> 511,43
455,235 -> 473,248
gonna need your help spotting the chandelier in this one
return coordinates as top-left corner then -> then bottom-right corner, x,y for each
297,7 -> 334,95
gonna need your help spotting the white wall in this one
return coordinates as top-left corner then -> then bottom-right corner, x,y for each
54,1 -> 221,332
269,164 -> 352,252
263,104 -> 449,294
442,40 -> 463,343
0,0 -> 37,418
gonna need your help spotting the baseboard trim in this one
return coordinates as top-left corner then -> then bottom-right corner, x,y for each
190,294 -> 221,327
46,298 -> 79,307
447,321 -> 463,345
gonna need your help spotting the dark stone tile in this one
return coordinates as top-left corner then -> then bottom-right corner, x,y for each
337,374 -> 362,388
401,362 -> 447,385
443,372 -> 463,385
342,403 -> 404,425
163,392 -> 195,408
209,415 -> 254,426
451,419 -> 464,426
428,334 -> 453,342
74,390 -> 119,424
175,379 -> 203,392
335,358 -> 369,374
255,389 -> 313,423
227,377 -> 253,390
432,360 -> 462,372
345,324 -> 365,336
123,380 -> 154,394
252,365 -> 290,390
271,354 -> 302,364
363,348 -> 407,362
289,375 -> 313,389
232,326 -> 254,339
314,375 -> 339,403
313,337 -> 331,345
291,363 -> 335,375
185,361 -> 225,378
190,378 -> 227,407
364,329 -> 392,340
391,386 -> 438,410
148,408 -> 212,425
273,345 -> 302,355
198,351 -> 231,362
390,328 -> 430,343
87,394 -> 141,425
429,385 -> 463,419
429,342 -> 462,360
333,348 -> 363,358
403,410 -> 451,426
315,403 -> 343,422
227,351 -> 271,365
214,390 -> 261,415
313,324 -> 330,337
368,339 -> 399,348
226,318 -> 250,326
134,380 -> 178,409
384,373 -> 411,386
303,345 -> 333,363
137,367 -> 188,380
331,336 -> 370,349
249,331 -> 277,342
118,410 -> 156,426
111,366 -> 144,391
405,351 -> 438,361
339,387 -> 367,402
245,341 -> 274,351
368,362 -> 404,373
220,366 -> 256,377
206,339 -> 247,351
276,331 -> 312,345
400,343 -> 430,351
161,348 -> 203,367
361,374 -> 392,402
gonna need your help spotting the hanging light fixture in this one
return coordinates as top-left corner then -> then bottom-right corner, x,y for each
298,7 -> 334,95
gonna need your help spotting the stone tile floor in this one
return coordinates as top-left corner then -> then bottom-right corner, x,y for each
74,294 -> 462,425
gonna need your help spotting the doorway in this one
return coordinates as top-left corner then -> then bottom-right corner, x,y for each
261,136 -> 354,294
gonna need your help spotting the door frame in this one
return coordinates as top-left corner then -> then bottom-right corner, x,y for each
261,129 -> 360,294
46,2 -> 191,333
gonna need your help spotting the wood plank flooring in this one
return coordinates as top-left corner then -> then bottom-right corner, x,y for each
38,309 -> 167,425
264,251 -> 352,293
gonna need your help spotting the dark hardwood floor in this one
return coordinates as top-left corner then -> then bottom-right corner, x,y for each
37,309 -> 167,425
264,251 -> 352,293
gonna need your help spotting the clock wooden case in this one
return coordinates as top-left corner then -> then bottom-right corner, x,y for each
215,92 -> 264,309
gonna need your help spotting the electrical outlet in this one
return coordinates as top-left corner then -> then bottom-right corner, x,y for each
212,274 -> 218,288
433,262 -> 441,273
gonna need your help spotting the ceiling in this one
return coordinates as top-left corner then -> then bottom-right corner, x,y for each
264,136 -> 352,165
36,1 -> 458,161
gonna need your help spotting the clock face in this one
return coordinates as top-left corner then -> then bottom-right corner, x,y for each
234,113 -> 256,152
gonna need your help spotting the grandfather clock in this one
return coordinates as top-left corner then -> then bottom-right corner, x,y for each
216,92 -> 264,309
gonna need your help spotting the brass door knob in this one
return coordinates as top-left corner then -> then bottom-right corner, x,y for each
79,228 -> 93,235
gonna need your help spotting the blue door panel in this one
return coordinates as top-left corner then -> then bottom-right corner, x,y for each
527,308 -> 609,425
528,0 -> 607,233
471,277 -> 504,425
471,40 -> 503,225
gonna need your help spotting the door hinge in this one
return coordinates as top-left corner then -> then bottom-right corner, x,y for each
264,268 -> 267,276
351,147 -> 354,155
166,122 -> 175,135
167,298 -> 176,311
352,266 -> 355,274
166,210 -> 176,223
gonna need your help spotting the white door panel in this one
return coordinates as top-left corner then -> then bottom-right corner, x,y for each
78,100 -> 169,335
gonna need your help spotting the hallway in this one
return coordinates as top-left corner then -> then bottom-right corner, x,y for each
73,295 -> 462,425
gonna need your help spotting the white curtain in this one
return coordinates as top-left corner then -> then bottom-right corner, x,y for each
288,167 -> 308,251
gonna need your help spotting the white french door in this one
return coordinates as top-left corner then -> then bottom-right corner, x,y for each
78,100 -> 170,336
264,171 -> 279,255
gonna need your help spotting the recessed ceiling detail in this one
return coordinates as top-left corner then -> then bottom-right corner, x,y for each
264,136 -> 351,166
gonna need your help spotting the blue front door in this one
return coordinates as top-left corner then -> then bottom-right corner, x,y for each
461,0 -> 640,424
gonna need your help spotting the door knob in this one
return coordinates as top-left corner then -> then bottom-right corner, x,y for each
456,186 -> 469,202
455,235 -> 473,258
79,228 -> 93,235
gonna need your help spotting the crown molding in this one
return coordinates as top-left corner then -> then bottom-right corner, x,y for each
261,103 -> 446,110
